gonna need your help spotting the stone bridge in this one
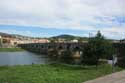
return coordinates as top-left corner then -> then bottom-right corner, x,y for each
18,42 -> 125,67
18,42 -> 86,54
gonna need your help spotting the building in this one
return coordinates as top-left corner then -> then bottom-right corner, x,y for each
121,39 -> 125,43
71,39 -> 78,43
32,39 -> 50,43
57,38 -> 66,43
0,36 -> 2,47
0,34 -> 51,47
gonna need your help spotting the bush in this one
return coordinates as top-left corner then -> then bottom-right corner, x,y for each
82,44 -> 98,65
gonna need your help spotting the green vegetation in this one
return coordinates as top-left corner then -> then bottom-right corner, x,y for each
82,31 -> 114,66
0,48 -> 24,52
117,44 -> 125,68
0,64 -> 123,83
50,34 -> 88,42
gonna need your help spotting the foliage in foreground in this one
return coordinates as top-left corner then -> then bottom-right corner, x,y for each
0,64 -> 123,83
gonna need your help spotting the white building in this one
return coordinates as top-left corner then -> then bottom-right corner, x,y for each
0,36 -> 2,46
71,39 -> 78,43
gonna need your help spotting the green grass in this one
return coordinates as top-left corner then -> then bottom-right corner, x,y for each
0,64 -> 123,83
0,48 -> 24,52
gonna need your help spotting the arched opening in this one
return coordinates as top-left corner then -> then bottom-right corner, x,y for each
58,46 -> 63,50
67,44 -> 71,49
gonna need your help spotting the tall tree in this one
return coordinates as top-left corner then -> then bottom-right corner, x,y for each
82,31 -> 114,66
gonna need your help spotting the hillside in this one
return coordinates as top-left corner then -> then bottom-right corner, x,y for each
0,32 -> 35,39
51,34 -> 89,41
0,32 -> 12,37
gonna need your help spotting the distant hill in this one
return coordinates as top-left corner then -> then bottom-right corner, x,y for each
0,32 -> 34,39
0,32 -> 12,37
12,34 -> 34,39
51,34 -> 89,41
52,34 -> 75,39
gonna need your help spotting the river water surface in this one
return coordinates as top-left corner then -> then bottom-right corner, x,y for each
0,51 -> 49,66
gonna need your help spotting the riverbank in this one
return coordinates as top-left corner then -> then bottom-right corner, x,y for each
0,48 -> 24,52
0,64 -> 123,83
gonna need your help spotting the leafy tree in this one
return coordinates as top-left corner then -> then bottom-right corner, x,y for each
82,31 -> 114,66
82,44 -> 98,65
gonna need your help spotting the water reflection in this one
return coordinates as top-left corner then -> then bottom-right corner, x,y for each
0,51 -> 49,66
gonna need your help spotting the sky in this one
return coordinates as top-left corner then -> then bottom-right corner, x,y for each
0,0 -> 125,39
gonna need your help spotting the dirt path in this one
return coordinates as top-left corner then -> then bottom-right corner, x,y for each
84,70 -> 125,83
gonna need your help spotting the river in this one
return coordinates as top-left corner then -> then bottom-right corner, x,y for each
0,51 -> 49,66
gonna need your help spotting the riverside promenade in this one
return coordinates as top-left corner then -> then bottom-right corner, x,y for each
84,70 -> 125,83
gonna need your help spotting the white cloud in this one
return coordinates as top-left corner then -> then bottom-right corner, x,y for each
0,0 -> 125,39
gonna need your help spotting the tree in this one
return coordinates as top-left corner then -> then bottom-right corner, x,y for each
82,31 -> 114,66
82,44 -> 98,65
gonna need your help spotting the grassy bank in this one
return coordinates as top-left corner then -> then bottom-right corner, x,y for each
0,64 -> 123,83
0,48 -> 24,52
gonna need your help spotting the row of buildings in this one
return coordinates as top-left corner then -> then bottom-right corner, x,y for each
0,36 -> 83,47
0,36 -> 85,48
0,35 -> 50,48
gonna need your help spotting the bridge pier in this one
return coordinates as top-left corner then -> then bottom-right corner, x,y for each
72,51 -> 82,64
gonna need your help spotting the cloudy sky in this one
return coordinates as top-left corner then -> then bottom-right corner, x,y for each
0,0 -> 125,39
